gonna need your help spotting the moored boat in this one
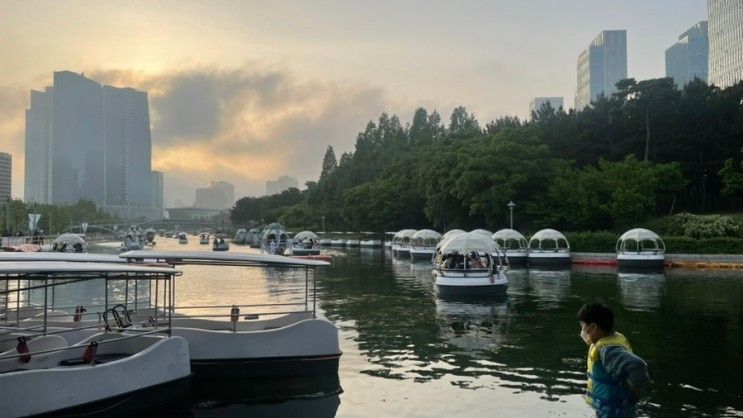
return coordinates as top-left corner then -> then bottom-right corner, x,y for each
492,229 -> 529,266
527,229 -> 571,268
616,228 -> 666,273
292,231 -> 321,256
409,229 -> 441,261
432,231 -> 508,297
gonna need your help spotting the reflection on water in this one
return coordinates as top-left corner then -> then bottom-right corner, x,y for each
527,269 -> 571,306
617,273 -> 665,312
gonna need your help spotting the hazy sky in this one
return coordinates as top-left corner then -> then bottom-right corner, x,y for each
0,0 -> 707,206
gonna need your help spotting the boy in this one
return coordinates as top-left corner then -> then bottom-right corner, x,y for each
578,302 -> 650,418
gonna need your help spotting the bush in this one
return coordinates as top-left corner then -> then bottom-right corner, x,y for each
564,231 -> 743,254
668,213 -> 741,238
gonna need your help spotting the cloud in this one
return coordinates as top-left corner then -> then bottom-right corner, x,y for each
88,65 -> 389,203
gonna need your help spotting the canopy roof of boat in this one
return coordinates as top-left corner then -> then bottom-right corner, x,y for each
120,251 -> 331,267
618,228 -> 663,242
470,229 -> 494,238
0,253 -> 127,263
51,233 -> 86,245
438,232 -> 497,254
529,228 -> 569,243
0,261 -> 179,277
412,229 -> 441,240
441,229 -> 465,241
492,228 -> 527,242
294,231 -> 319,241
178,232 -> 187,237
393,229 -> 418,239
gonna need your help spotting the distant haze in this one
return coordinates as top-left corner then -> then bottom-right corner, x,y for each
0,0 -> 707,205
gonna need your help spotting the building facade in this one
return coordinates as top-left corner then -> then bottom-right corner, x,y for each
266,175 -> 298,196
151,171 -> 164,215
708,0 -> 743,88
666,21 -> 709,88
529,97 -> 564,117
193,180 -> 235,210
575,30 -> 628,110
0,152 -> 11,203
25,71 -> 156,216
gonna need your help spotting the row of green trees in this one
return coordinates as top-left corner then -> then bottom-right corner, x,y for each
1,200 -> 118,236
230,78 -> 743,234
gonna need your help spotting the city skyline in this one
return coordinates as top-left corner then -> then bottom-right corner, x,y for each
0,1 -> 713,205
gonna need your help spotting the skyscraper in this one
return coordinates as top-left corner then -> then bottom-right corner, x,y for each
575,30 -> 628,110
666,21 -> 709,88
708,0 -> 743,88
529,97 -> 564,118
193,180 -> 235,210
25,71 -> 155,213
0,152 -> 11,203
151,171 -> 164,216
266,175 -> 299,196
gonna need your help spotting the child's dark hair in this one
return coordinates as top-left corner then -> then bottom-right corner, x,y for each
577,302 -> 614,333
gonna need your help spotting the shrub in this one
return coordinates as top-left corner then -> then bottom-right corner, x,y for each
669,213 -> 741,238
564,231 -> 743,254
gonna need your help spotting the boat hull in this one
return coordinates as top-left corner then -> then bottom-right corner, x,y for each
359,240 -> 381,247
528,251 -> 571,268
293,248 -> 321,256
410,248 -> 434,261
434,270 -> 508,297
617,253 -> 665,273
191,354 -> 340,379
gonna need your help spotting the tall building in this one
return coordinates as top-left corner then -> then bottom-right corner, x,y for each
24,88 -> 52,203
0,152 -> 11,203
103,85 -> 152,206
666,21 -> 709,88
575,30 -> 628,110
266,175 -> 298,196
25,71 -> 156,215
708,0 -> 743,88
151,171 -> 164,214
529,97 -> 564,118
193,180 -> 234,210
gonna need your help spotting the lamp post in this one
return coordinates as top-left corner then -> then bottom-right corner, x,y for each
321,216 -> 326,234
507,201 -> 516,229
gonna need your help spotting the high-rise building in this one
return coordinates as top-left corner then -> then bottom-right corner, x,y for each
193,180 -> 234,210
708,0 -> 743,88
24,88 -> 52,203
575,30 -> 628,110
266,175 -> 298,196
529,97 -> 564,118
103,85 -> 152,206
25,71 -> 155,215
151,171 -> 164,214
666,21 -> 709,88
0,152 -> 11,203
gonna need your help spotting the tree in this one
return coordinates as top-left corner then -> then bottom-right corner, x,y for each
320,146 -> 338,180
448,106 -> 481,138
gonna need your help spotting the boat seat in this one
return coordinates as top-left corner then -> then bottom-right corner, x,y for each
59,353 -> 131,366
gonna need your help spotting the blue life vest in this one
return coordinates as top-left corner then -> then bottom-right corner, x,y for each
585,332 -> 637,418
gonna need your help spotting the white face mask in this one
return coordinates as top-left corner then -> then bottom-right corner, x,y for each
580,327 -> 592,345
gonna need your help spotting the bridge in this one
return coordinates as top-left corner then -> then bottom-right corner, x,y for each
61,218 -> 233,235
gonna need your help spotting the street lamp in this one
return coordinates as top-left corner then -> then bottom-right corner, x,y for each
507,201 -> 516,229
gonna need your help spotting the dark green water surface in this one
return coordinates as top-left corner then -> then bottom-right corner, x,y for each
83,241 -> 742,417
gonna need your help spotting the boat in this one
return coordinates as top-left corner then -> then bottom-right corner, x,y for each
45,234 -> 87,253
329,237 -> 345,247
261,223 -> 291,255
120,227 -> 145,252
199,233 -> 210,245
319,238 -> 332,246
409,229 -> 441,261
292,231 -> 321,256
247,228 -> 262,248
0,261 -> 191,417
616,228 -> 666,273
144,228 -> 157,246
213,237 -> 230,251
492,229 -> 529,266
527,229 -> 571,268
345,238 -> 360,247
432,231 -> 508,297
471,229 -> 493,239
393,229 -> 417,257
178,232 -> 188,244
120,251 -> 341,379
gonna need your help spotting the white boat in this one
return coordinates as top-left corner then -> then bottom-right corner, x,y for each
178,232 -> 188,244
360,239 -> 382,247
319,238 -> 332,246
145,228 -> 156,246
212,237 -> 230,251
345,239 -> 361,247
409,229 -> 441,261
392,229 -> 417,257
199,233 -> 210,245
527,229 -> 571,268
46,234 -> 87,253
330,238 -> 345,247
120,251 -> 341,379
616,228 -> 666,273
492,229 -> 529,266
261,223 -> 291,255
432,231 -> 508,297
0,261 -> 191,417
292,231 -> 321,256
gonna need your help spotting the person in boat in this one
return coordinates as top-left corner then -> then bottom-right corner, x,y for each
578,302 -> 649,418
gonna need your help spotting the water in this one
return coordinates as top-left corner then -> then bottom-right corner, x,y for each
61,239 -> 743,416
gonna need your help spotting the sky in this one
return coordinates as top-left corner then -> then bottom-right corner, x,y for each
0,0 -> 708,206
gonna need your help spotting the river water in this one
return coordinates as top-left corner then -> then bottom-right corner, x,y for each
77,238 -> 743,417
